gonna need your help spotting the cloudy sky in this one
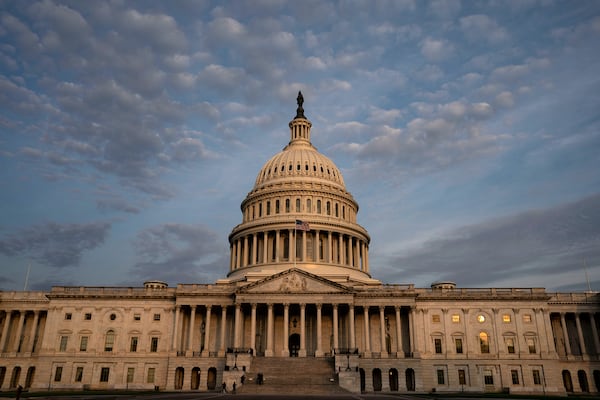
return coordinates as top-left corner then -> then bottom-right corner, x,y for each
1,0 -> 599,292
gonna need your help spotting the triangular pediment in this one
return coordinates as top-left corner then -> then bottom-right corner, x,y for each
237,268 -> 351,294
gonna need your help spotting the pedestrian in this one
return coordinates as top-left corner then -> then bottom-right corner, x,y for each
222,381 -> 227,393
232,381 -> 236,394
16,385 -> 23,400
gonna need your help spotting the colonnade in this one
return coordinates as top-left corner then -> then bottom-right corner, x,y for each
551,312 -> 600,357
172,303 -> 413,358
0,310 -> 43,354
230,229 -> 369,272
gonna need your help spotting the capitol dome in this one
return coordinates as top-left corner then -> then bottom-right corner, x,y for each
225,92 -> 378,285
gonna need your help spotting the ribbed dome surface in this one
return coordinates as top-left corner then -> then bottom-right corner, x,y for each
254,142 -> 346,190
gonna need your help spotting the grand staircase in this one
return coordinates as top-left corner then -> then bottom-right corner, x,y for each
238,357 -> 348,394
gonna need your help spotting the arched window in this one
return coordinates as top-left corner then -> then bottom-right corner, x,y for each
266,201 -> 271,216
326,201 -> 331,215
296,199 -> 300,212
285,199 -> 290,213
335,203 -> 339,217
275,200 -> 280,214
479,332 -> 489,353
307,199 -> 311,213
317,200 -> 321,214
105,330 -> 115,352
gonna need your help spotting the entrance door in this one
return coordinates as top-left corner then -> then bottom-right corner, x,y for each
289,333 -> 300,357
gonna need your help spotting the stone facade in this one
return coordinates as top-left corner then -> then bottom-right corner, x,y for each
1,94 -> 599,394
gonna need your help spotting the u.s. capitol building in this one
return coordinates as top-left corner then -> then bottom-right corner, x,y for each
1,94 -> 599,395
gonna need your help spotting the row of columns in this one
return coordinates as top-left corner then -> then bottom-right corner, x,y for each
171,303 -> 412,358
557,312 -> 600,356
0,310 -> 42,354
230,229 -> 369,272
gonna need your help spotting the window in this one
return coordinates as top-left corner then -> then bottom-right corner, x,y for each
432,314 -> 441,323
523,314 -> 532,323
104,330 -> 115,352
511,369 -> 519,385
317,200 -> 321,214
65,313 -> 72,320
59,336 -> 68,352
458,369 -> 466,385
54,366 -> 63,382
335,203 -> 339,217
147,368 -> 155,383
150,337 -> 159,352
80,336 -> 88,352
434,338 -> 442,354
477,314 -> 486,323
296,198 -> 300,212
266,201 -> 270,215
532,370 -> 541,385
127,368 -> 134,383
75,367 -> 83,382
527,337 -> 536,354
307,199 -> 311,212
100,367 -> 110,382
285,199 -> 290,213
130,337 -> 138,352
484,370 -> 493,385
84,313 -> 92,320
479,332 -> 489,353
275,199 -> 280,214
153,314 -> 161,321
437,369 -> 445,385
134,314 -> 141,321
455,338 -> 463,354
452,314 -> 460,323
506,337 -> 515,354
502,314 -> 511,323
326,201 -> 331,215
110,313 -> 116,321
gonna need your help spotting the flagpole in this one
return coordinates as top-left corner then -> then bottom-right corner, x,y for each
294,224 -> 297,269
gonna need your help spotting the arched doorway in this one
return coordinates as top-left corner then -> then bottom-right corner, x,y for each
25,367 -> 35,389
593,370 -> 600,392
578,370 -> 589,392
0,366 -> 6,389
562,370 -> 573,392
10,367 -> 21,388
207,367 -> 217,390
289,333 -> 300,357
406,368 -> 415,391
359,368 -> 365,392
372,368 -> 382,392
389,368 -> 399,391
174,367 -> 184,390
191,367 -> 200,390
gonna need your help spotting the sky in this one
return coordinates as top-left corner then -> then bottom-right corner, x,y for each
1,0 -> 599,293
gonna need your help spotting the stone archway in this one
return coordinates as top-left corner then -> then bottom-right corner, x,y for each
563,370 -> 573,392
372,368 -> 382,392
207,367 -> 217,390
406,368 -> 415,391
389,368 -> 399,391
191,367 -> 200,390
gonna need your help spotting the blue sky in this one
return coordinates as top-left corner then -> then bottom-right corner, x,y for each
1,0 -> 599,292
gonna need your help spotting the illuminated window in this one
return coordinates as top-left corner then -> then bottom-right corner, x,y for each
502,314 -> 511,323
477,314 -> 486,323
432,314 -> 441,323
523,314 -> 532,323
452,314 -> 460,323
479,332 -> 489,353
455,338 -> 463,354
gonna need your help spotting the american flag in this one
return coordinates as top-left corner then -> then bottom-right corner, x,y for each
295,219 -> 310,231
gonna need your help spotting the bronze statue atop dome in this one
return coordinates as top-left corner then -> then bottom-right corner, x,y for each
295,91 -> 305,119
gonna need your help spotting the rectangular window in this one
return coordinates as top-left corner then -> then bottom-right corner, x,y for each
502,314 -> 511,323
451,314 -> 460,323
150,337 -> 159,352
437,369 -> 445,385
458,369 -> 466,385
54,366 -> 63,382
65,313 -> 72,320
84,313 -> 92,320
59,336 -> 68,352
434,338 -> 442,354
533,370 -> 541,385
432,314 -> 440,323
80,336 -> 88,352
523,314 -> 532,323
455,338 -> 463,354
506,337 -> 515,353
127,368 -> 134,383
153,313 -> 161,321
275,199 -> 280,213
75,367 -> 83,382
266,201 -> 271,215
130,337 -> 138,352
134,314 -> 141,321
527,338 -> 536,354
484,370 -> 494,385
100,367 -> 110,382
147,368 -> 156,383
511,369 -> 519,385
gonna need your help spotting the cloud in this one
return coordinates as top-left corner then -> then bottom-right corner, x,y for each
132,223 -> 229,284
0,221 -> 111,268
380,193 -> 600,288
459,14 -> 509,44
420,37 -> 454,62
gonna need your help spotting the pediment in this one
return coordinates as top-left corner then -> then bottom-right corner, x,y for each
237,268 -> 350,294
